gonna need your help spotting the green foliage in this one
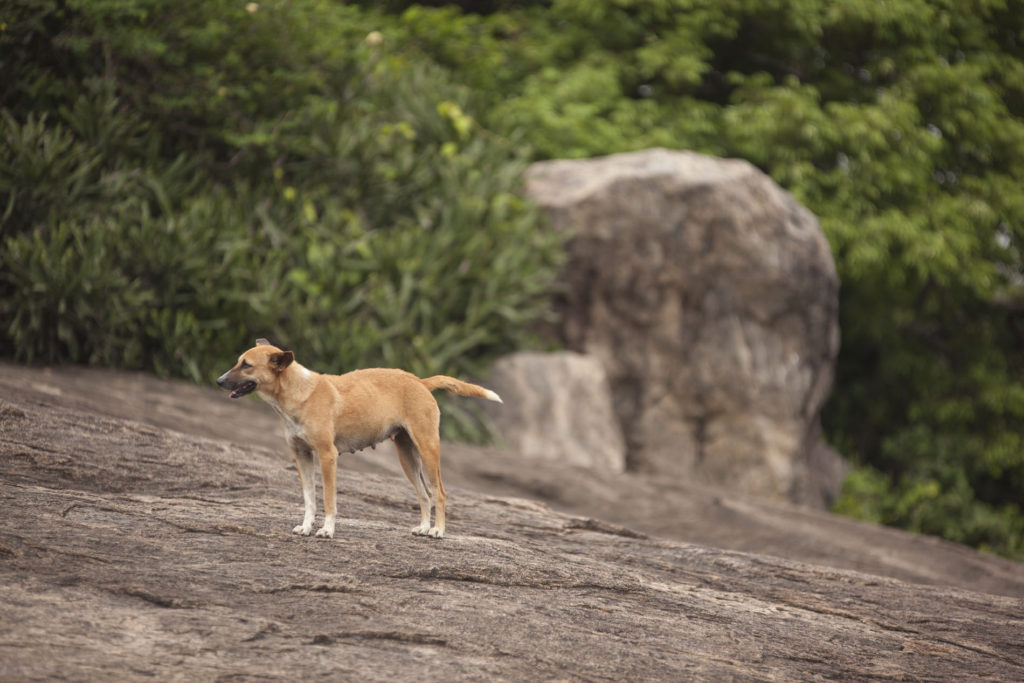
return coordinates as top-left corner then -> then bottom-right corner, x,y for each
835,464 -> 1024,556
376,0 -> 1024,557
0,0 -> 563,440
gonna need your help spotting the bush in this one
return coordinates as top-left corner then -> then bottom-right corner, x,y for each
0,0 -> 564,439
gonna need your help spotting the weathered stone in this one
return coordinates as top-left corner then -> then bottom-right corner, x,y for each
525,148 -> 845,507
481,351 -> 626,472
1,363 -> 1022,681
4,362 -> 1021,597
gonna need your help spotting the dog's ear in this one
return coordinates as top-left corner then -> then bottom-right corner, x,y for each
255,338 -> 271,346
269,350 -> 294,371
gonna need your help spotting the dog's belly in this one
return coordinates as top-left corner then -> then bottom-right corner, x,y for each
335,423 -> 402,454
274,399 -> 403,455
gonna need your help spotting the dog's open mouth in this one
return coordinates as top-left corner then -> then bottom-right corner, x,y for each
229,381 -> 258,399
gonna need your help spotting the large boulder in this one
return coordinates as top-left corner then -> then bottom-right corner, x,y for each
481,351 -> 626,472
524,148 -> 845,507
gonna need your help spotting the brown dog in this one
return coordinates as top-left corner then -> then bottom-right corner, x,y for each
216,339 -> 501,539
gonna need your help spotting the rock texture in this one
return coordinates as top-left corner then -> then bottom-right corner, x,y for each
525,148 -> 845,507
4,362 -> 1022,598
2,363 -> 1023,680
481,351 -> 626,472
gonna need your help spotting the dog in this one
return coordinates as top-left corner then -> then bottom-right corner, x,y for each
216,339 -> 501,539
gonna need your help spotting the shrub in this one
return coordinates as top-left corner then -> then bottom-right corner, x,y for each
0,0 -> 564,439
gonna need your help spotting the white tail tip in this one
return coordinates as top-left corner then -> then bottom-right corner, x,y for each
483,389 -> 503,404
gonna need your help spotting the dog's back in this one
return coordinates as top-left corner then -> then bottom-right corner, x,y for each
318,368 -> 437,441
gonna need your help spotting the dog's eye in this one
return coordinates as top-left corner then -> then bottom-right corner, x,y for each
240,360 -> 251,370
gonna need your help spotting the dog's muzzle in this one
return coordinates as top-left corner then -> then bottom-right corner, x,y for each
217,373 -> 258,399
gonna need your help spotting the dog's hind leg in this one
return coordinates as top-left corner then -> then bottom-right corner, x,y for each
395,430 -> 432,536
291,440 -> 317,536
415,433 -> 447,539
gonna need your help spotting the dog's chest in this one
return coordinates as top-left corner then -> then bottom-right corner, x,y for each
282,415 -> 306,441
271,403 -> 309,444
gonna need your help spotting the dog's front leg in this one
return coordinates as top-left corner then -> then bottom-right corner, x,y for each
315,442 -> 339,538
291,442 -> 317,536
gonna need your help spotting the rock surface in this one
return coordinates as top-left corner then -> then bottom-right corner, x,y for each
4,362 -> 1023,598
525,148 -> 845,508
481,351 -> 626,472
2,363 -> 1023,680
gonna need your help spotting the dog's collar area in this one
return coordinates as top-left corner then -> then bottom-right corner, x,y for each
229,381 -> 258,399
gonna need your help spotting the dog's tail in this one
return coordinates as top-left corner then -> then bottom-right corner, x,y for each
421,375 -> 503,403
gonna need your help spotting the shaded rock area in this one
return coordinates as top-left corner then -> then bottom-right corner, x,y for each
481,351 -> 626,472
526,148 -> 845,508
2,364 -> 1023,680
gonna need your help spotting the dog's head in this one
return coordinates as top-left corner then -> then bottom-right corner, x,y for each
216,338 -> 294,399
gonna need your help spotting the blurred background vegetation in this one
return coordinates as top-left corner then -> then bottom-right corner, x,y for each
2,0 -> 1022,558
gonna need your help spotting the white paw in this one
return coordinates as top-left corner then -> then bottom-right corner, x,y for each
412,523 -> 431,536
427,527 -> 444,539
293,524 -> 313,536
315,526 -> 334,538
